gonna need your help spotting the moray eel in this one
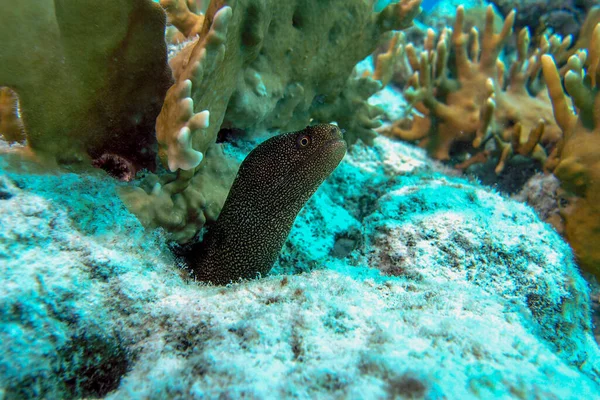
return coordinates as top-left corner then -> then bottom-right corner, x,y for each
186,124 -> 347,285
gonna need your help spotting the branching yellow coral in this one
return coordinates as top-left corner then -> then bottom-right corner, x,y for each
372,32 -> 404,87
388,5 -> 515,161
490,28 -> 569,173
156,5 -> 232,172
160,0 -> 205,38
383,5 -> 565,175
156,80 -> 209,172
542,25 -> 600,277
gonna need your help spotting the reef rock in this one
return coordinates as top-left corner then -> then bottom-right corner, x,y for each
0,135 -> 599,398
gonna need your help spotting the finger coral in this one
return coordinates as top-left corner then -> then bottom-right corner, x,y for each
160,0 -> 205,39
542,25 -> 600,278
384,5 -> 565,176
386,6 -> 516,160
0,0 -> 172,170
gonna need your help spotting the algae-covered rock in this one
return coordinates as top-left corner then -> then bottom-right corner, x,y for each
1,134 -> 599,398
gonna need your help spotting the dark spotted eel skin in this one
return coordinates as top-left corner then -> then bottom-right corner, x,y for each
187,124 -> 347,285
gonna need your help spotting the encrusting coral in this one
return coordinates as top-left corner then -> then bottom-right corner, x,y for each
382,6 -> 565,175
159,0 -> 421,161
124,0 -> 422,242
0,0 -> 172,170
542,25 -> 600,278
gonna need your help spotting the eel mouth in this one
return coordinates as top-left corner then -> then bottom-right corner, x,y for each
311,137 -> 347,165
325,137 -> 346,146
323,137 -> 348,158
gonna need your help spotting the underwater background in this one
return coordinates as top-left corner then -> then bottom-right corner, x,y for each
1,0 -> 600,398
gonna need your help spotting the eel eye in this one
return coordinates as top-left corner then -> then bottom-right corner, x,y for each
297,135 -> 311,148
558,196 -> 569,208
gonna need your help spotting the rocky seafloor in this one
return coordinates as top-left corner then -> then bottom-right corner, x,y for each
1,134 -> 599,399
